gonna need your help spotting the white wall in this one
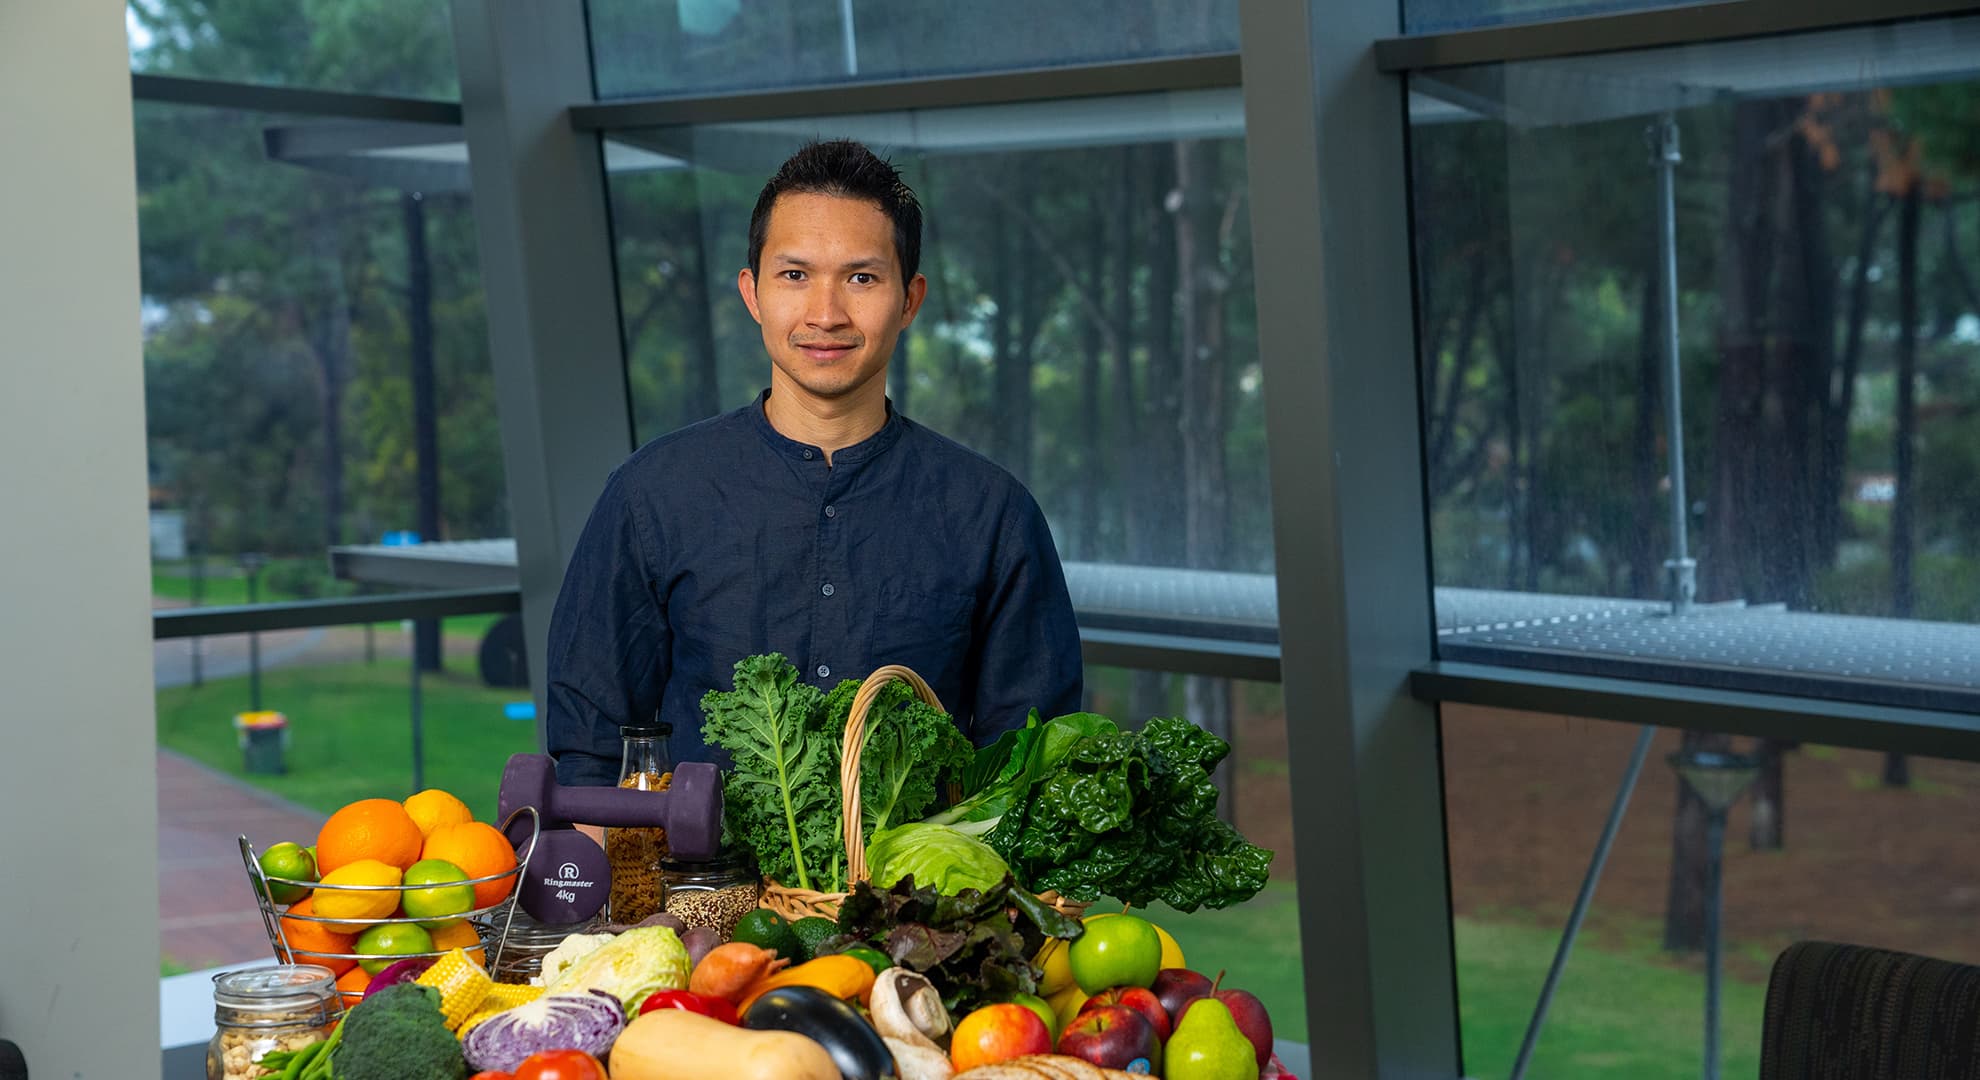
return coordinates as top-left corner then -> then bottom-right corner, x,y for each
0,1 -> 161,1076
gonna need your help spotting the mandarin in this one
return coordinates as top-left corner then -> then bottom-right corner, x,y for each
335,964 -> 371,1006
317,798 -> 425,873
422,821 -> 518,908
279,897 -> 356,977
429,920 -> 486,966
403,788 -> 473,837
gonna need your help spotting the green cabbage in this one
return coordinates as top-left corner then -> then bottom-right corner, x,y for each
865,823 -> 1010,895
541,925 -> 689,1012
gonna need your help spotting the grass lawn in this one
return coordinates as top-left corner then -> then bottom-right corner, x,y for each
155,657 -> 537,824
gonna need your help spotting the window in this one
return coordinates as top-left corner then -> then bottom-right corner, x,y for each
604,90 -> 1274,579
1403,0 -> 1710,35
1443,703 -> 1980,1078
1409,17 -> 1980,711
128,0 -> 460,99
587,0 -> 1238,100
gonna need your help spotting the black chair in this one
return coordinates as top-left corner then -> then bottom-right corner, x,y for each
0,1038 -> 24,1080
1762,941 -> 1980,1079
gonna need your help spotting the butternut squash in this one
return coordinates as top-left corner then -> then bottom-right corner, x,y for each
735,953 -> 879,1014
608,1009 -> 839,1080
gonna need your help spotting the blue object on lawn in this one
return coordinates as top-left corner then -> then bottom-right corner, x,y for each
381,530 -> 421,546
504,701 -> 536,722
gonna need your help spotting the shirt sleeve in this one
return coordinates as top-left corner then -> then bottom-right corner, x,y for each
545,468 -> 670,788
968,488 -> 1084,744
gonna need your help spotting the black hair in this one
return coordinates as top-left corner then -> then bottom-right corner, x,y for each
747,139 -> 922,292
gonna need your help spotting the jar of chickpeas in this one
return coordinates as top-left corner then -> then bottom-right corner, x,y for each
207,965 -> 342,1080
606,723 -> 674,922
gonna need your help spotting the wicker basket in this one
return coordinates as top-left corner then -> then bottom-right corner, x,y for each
757,664 -> 1087,922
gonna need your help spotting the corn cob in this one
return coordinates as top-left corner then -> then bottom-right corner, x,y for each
457,983 -> 547,1037
415,948 -> 493,1030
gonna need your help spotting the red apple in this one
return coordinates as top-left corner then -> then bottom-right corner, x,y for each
1058,1005 -> 1162,1074
952,1003 -> 1054,1071
1180,988 -> 1275,1068
1151,968 -> 1215,1024
1077,985 -> 1171,1040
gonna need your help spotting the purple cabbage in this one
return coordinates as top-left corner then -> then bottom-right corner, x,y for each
462,990 -> 624,1074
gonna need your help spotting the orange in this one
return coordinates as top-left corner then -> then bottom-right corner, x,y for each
279,897 -> 356,977
335,964 -> 371,1006
429,921 -> 486,967
422,822 -> 518,909
317,799 -> 425,874
312,859 -> 404,925
403,789 -> 473,837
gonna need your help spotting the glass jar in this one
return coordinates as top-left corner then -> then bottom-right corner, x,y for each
660,849 -> 762,941
489,909 -> 607,985
606,723 -> 674,922
207,965 -> 342,1080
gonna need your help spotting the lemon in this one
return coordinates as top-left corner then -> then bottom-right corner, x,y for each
354,922 -> 434,976
400,859 -> 475,929
1087,911 -> 1186,971
257,842 -> 317,906
1036,937 -> 1075,996
312,859 -> 403,925
403,789 -> 473,837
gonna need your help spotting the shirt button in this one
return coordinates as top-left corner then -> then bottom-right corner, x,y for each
824,505 -> 836,518
802,449 -> 815,460
817,664 -> 831,679
821,583 -> 835,597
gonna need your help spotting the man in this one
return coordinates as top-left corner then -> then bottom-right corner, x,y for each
546,139 -> 1083,787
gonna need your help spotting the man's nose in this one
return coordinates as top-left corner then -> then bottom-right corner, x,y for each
805,285 -> 850,329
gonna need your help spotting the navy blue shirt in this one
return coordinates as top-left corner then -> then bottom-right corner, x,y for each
546,390 -> 1084,787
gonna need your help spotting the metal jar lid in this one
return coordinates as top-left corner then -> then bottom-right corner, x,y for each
212,965 -> 341,1027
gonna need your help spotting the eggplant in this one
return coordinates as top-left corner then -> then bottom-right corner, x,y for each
742,984 -> 897,1080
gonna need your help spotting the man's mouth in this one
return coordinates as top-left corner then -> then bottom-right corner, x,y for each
794,341 -> 859,361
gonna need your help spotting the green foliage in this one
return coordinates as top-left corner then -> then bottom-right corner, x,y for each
332,983 -> 466,1080
700,654 -> 840,892
825,678 -> 974,843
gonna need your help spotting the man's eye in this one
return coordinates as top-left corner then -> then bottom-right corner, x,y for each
780,270 -> 806,281
850,273 -> 877,285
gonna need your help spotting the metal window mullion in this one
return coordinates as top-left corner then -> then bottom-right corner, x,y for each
1239,0 -> 1460,1073
450,2 -> 633,746
129,73 -> 462,124
151,588 -> 521,639
1374,0 -> 1980,72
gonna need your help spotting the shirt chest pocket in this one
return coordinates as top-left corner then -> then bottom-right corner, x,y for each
867,580 -> 977,694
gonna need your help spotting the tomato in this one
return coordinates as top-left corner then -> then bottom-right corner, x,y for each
468,1073 -> 514,1080
638,988 -> 741,1025
512,1049 -> 606,1080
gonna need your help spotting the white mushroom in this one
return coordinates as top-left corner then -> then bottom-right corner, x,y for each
871,968 -> 953,1051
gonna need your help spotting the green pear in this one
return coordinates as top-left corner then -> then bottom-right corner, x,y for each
1165,997 -> 1260,1080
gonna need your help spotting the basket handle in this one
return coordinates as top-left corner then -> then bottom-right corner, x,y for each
839,664 -> 945,886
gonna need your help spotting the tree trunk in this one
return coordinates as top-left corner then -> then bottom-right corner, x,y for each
1819,172 -> 1885,570
309,217 -> 354,555
1748,739 -> 1787,851
1886,179 -> 1923,789
1142,143 -> 1185,567
1077,193 -> 1107,560
1664,729 -> 1734,952
405,193 -> 442,672
686,207 -> 723,425
1110,153 -> 1144,563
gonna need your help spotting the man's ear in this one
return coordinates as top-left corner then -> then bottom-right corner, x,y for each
738,268 -> 762,324
900,273 -> 928,326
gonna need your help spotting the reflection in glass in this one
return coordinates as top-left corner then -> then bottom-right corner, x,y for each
1444,704 -> 1980,1079
1403,0 -> 1709,35
127,0 -> 460,99
586,0 -> 1237,99
1410,18 -> 1980,706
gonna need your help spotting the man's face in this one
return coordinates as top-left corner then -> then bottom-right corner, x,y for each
739,192 -> 926,405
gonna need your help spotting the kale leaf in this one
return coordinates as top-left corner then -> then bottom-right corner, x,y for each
700,654 -> 839,892
827,679 -> 974,847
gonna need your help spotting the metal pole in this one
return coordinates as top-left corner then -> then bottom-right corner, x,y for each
410,651 -> 425,794
839,0 -> 858,74
190,548 -> 204,687
247,566 -> 262,711
1652,112 -> 1695,614
1509,724 -> 1658,1080
1703,808 -> 1726,1080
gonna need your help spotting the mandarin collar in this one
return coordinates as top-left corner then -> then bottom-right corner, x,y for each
749,387 -> 903,464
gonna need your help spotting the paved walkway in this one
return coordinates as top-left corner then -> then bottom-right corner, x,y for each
158,749 -> 327,969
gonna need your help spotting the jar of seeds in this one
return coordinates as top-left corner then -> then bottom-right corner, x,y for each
207,965 -> 342,1080
606,723 -> 673,922
660,850 -> 760,941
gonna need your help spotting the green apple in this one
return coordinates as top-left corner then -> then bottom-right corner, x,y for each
1007,991 -> 1060,1040
1068,913 -> 1163,993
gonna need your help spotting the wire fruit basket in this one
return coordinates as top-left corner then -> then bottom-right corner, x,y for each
238,805 -> 542,982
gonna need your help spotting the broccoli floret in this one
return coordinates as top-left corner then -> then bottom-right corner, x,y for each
331,984 -> 465,1080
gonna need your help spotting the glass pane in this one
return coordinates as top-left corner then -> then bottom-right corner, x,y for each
606,90 -> 1274,583
587,0 -> 1238,99
128,0 -> 459,99
137,102 -> 508,615
1403,0 -> 1709,35
1080,667 -> 1304,1055
1444,703 -> 1980,1078
157,619 -> 534,972
1410,17 -> 1980,710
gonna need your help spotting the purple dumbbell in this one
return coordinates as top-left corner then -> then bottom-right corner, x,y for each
496,753 -> 722,857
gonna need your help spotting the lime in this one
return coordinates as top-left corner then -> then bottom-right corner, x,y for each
257,842 -> 317,905
401,858 -> 476,929
730,908 -> 801,960
354,922 -> 434,976
841,945 -> 893,974
789,916 -> 839,963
